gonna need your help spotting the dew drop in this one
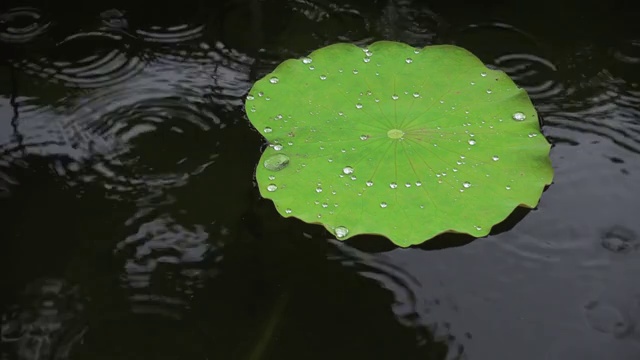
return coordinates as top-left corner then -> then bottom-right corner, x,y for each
475,225 -> 482,231
309,65 -> 315,70
246,94 -> 255,101
470,81 -> 475,85
528,132 -> 538,138
389,182 -> 398,189
480,72 -> 487,77
512,112 -> 526,121
269,77 -> 279,84
355,103 -> 363,109
264,127 -> 273,133
413,92 -> 420,98
350,176 -> 357,181
342,166 -> 354,175
267,184 -> 278,192
273,144 -> 283,151
302,57 -> 312,64
392,94 -> 399,100
360,135 -> 369,140
405,183 -> 411,188
492,155 -> 499,161
322,202 -> 328,208
285,208 -> 292,214
405,58 -> 413,64
327,158 -> 333,163
468,139 -> 476,145
320,74 -> 327,80
506,185 -> 511,190
264,154 -> 290,171
415,181 -> 422,186
352,69 -> 359,74
486,89 -> 492,94
315,187 -> 323,193
463,181 -> 471,188
363,57 -> 371,63
335,226 -> 349,239
380,202 -> 388,208
366,180 -> 373,187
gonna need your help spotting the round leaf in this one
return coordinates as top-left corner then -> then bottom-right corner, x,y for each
246,41 -> 553,247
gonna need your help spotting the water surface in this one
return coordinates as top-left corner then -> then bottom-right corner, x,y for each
1,0 -> 640,359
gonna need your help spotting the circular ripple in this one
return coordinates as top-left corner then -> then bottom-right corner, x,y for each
16,31 -> 144,88
136,23 -> 204,44
76,97 -> 218,197
114,214 -> 223,319
0,7 -> 50,44
494,52 -> 563,101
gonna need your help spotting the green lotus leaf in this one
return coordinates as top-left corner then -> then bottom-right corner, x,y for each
245,41 -> 553,247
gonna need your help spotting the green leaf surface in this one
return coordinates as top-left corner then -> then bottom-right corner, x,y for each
246,41 -> 553,247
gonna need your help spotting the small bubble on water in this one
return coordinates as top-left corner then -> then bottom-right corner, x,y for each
366,180 -> 373,187
342,166 -> 354,175
390,182 -> 398,189
302,57 -> 312,64
492,155 -> 499,161
269,77 -> 279,84
267,184 -> 278,192
512,112 -> 526,121
405,58 -> 413,64
392,94 -> 399,100
356,103 -> 363,109
335,226 -> 349,239
264,127 -> 273,133
463,181 -> 471,188
468,139 -> 476,145
320,74 -> 327,80
380,202 -> 388,208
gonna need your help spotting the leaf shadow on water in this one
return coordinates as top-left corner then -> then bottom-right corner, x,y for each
344,206 -> 533,253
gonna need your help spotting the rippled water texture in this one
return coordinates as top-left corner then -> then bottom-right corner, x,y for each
1,1 -> 640,359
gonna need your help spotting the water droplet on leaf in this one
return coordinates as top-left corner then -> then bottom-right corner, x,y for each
343,166 -> 354,175
267,184 -> 278,192
512,112 -> 526,121
264,154 -> 290,171
335,226 -> 349,239
269,77 -> 279,84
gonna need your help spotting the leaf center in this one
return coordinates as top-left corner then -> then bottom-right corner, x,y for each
387,129 -> 405,139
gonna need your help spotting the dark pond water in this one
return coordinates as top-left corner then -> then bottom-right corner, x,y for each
1,0 -> 640,359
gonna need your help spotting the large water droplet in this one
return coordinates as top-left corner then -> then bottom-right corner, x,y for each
512,112 -> 526,121
380,202 -> 388,208
267,184 -> 277,192
264,154 -> 290,171
389,182 -> 398,189
462,181 -> 471,188
335,226 -> 349,239
342,166 -> 354,175
269,77 -> 279,84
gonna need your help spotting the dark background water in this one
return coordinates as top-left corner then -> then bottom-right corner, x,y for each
1,0 -> 639,359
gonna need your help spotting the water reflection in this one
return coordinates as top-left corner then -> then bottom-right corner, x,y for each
1,0 -> 640,359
